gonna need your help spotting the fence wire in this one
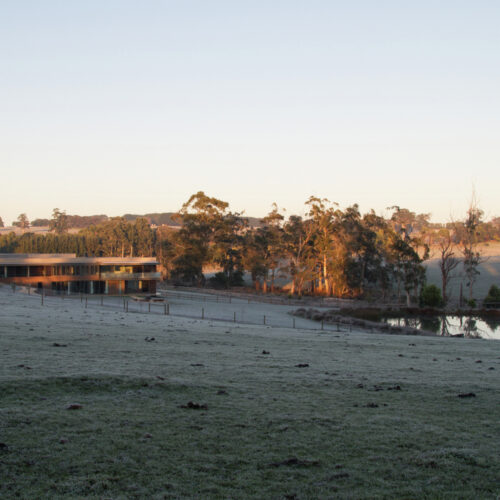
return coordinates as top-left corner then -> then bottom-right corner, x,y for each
12,285 -> 351,334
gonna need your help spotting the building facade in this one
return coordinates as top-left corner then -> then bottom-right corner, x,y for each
0,254 -> 160,295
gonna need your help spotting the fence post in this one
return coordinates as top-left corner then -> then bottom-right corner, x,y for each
233,311 -> 236,322
126,301 -> 128,312
321,320 -> 324,331
263,315 -> 266,325
167,303 -> 170,315
202,308 -> 204,319
148,303 -> 151,313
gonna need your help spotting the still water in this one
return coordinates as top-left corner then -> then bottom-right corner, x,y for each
382,315 -> 500,340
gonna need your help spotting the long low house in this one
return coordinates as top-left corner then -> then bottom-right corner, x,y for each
0,253 -> 160,294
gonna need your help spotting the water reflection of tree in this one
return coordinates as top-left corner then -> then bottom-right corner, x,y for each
390,314 -> 497,338
440,316 -> 451,336
401,317 -> 420,329
463,316 -> 480,338
482,316 -> 500,332
420,316 -> 440,334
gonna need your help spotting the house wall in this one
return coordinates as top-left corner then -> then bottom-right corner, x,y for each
0,255 -> 159,295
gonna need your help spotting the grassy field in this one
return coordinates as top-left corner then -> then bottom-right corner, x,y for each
1,287 -> 499,499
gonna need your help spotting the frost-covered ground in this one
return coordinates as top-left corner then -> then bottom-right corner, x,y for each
158,289 -> 338,330
0,285 -> 499,499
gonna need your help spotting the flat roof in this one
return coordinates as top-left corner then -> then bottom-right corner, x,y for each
0,253 -> 158,265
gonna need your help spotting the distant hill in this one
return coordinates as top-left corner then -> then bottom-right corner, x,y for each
15,212 -> 264,231
31,218 -> 51,227
32,215 -> 108,228
123,213 -> 179,226
123,213 -> 263,228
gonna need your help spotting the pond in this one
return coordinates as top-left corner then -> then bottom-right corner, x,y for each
382,315 -> 500,340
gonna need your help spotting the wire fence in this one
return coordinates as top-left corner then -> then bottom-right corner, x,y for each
158,286 -> 353,307
9,284 -> 352,334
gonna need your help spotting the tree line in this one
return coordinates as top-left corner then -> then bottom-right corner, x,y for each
0,192 -> 492,305
4,205 -> 500,243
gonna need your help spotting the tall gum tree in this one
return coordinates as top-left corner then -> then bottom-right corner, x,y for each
305,196 -> 339,296
172,191 -> 243,285
259,204 -> 285,293
388,207 -> 429,306
282,215 -> 315,297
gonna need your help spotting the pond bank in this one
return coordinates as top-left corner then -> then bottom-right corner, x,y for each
292,306 -> 500,339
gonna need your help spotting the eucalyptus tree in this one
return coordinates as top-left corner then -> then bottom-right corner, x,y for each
154,225 -> 177,279
346,209 -> 390,296
258,204 -> 285,292
78,226 -> 103,256
132,217 -> 155,257
113,217 -> 131,257
461,196 -> 483,301
49,208 -> 68,234
13,213 -> 30,231
212,210 -> 248,287
357,211 -> 396,300
79,217 -> 130,257
385,207 -> 429,305
0,232 -> 18,252
241,229 -> 270,291
305,196 -> 340,296
282,215 -> 315,296
387,231 -> 428,306
171,191 -> 240,285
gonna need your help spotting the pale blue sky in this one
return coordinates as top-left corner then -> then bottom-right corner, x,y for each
1,1 -> 499,225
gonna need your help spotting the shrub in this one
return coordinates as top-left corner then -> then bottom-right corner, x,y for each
466,298 -> 477,308
208,271 -> 244,289
419,285 -> 443,308
484,285 -> 500,308
230,270 -> 244,287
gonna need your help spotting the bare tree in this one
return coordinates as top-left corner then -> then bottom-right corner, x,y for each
461,192 -> 483,302
437,229 -> 459,305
